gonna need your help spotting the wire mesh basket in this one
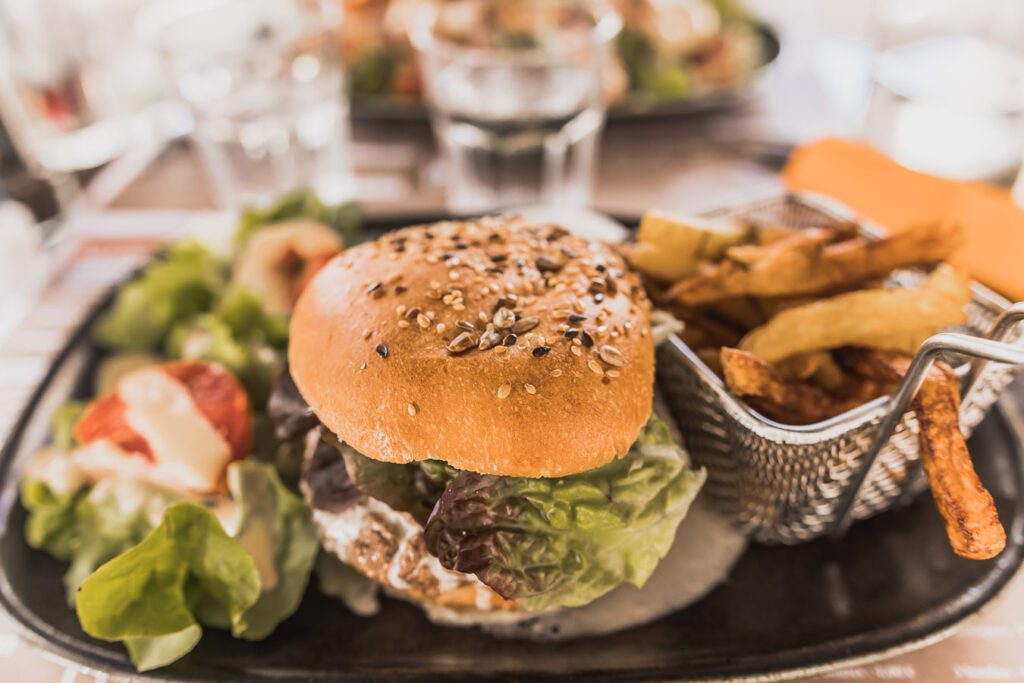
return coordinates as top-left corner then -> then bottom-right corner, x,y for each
655,192 -> 1024,544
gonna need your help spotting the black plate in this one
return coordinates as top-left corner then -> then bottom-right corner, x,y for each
1,215 -> 1023,682
350,23 -> 781,123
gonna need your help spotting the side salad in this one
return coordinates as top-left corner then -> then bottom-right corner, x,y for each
19,192 -> 360,671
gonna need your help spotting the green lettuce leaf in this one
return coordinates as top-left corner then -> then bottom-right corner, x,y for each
95,240 -> 226,351
51,401 -> 87,450
226,461 -> 318,639
424,416 -> 706,610
215,286 -> 289,349
23,473 -> 177,604
66,462 -> 315,670
233,191 -> 362,248
22,479 -> 82,561
75,503 -> 261,671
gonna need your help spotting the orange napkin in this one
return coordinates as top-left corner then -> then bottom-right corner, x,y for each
782,138 -> 1024,302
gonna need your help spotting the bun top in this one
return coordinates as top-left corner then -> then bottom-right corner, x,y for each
289,216 -> 654,478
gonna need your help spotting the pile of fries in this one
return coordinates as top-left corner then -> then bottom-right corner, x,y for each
629,210 -> 1005,560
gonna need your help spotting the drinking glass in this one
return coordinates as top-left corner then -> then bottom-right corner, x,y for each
412,0 -> 621,213
141,0 -> 357,208
0,0 -> 162,175
865,0 -> 1024,181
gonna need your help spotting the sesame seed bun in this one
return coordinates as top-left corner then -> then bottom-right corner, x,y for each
288,216 -> 654,478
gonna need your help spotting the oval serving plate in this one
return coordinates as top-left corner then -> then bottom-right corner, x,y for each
350,22 -> 781,123
1,215 -> 1023,682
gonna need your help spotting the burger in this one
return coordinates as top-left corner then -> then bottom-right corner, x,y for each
271,215 -> 706,621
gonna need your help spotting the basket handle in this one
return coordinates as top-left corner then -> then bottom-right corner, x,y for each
828,331 -> 1024,539
963,301 -> 1024,402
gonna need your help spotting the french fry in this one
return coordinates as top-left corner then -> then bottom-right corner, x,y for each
629,210 -> 751,282
774,351 -> 828,381
668,220 -> 966,305
738,264 -> 971,363
915,367 -> 1006,559
840,348 -> 1005,560
720,348 -> 892,424
809,352 -> 846,392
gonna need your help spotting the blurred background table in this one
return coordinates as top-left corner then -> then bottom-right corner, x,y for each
3,0 -> 1024,680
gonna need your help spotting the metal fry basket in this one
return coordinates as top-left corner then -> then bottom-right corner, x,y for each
655,192 -> 1024,544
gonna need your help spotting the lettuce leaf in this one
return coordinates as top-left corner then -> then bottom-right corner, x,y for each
424,416 -> 706,610
95,240 -> 226,351
22,479 -> 83,561
23,475 -> 177,604
215,287 -> 289,350
233,191 -> 362,248
75,503 -> 261,671
51,401 -> 87,450
226,461 -> 318,639
67,462 -> 316,670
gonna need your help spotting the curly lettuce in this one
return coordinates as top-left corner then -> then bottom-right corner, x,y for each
95,240 -> 226,351
75,503 -> 261,671
423,416 -> 705,610
24,459 -> 316,671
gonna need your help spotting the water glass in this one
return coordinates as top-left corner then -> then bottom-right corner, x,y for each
865,0 -> 1024,181
142,0 -> 357,208
0,0 -> 162,175
412,0 -> 621,213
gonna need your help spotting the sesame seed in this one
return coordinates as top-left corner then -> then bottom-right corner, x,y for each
494,345 -> 507,355
497,383 -> 512,399
571,345 -> 583,357
478,310 -> 490,323
453,303 -> 466,311
396,305 -> 407,316
550,368 -> 563,377
587,359 -> 604,375
398,320 -> 411,329
407,403 -> 418,416
362,328 -> 372,340
449,270 -> 460,280
386,272 -> 403,285
606,369 -> 621,378
417,314 -> 431,329
359,362 -> 367,371
524,383 -> 537,394
436,323 -> 446,334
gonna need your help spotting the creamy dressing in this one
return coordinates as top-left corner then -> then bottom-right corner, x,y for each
118,368 -> 232,493
312,496 -> 473,597
23,447 -> 89,495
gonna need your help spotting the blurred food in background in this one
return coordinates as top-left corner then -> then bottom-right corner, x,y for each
339,0 -> 764,106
